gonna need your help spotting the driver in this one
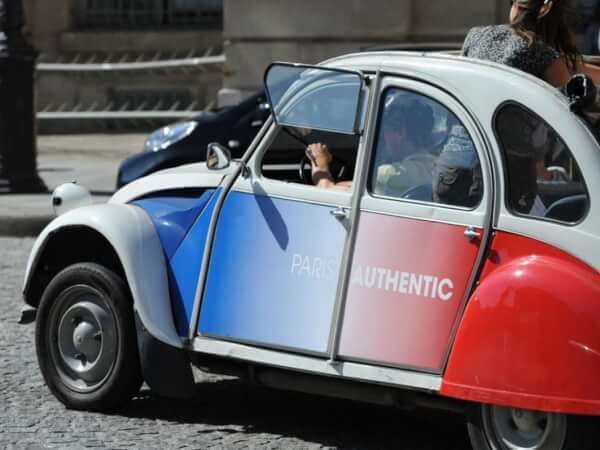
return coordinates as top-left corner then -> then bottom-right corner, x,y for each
305,142 -> 352,191
306,94 -> 436,195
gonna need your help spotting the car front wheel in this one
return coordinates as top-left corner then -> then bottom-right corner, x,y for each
467,403 -> 595,450
35,263 -> 142,411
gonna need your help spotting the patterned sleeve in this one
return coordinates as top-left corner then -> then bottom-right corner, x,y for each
529,41 -> 561,78
461,27 -> 482,56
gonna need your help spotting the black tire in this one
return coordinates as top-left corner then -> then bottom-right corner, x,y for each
467,402 -> 597,450
35,263 -> 142,411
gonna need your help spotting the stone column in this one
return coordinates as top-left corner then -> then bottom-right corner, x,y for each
0,0 -> 46,193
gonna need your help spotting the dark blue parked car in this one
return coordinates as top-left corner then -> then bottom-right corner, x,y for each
116,92 -> 270,187
117,45 -> 464,188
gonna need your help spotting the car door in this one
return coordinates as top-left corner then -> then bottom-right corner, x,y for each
335,78 -> 492,373
198,66 -> 366,355
198,133 -> 355,354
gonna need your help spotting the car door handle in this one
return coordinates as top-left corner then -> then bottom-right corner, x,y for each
464,226 -> 481,242
330,207 -> 350,220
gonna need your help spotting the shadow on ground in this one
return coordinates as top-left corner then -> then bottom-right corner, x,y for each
117,379 -> 472,450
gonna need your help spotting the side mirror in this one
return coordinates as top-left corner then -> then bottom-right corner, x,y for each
206,142 -> 232,170
565,74 -> 598,112
206,142 -> 251,178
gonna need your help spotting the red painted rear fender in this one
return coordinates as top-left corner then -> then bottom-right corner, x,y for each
441,232 -> 600,415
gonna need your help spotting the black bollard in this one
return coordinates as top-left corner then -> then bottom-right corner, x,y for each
0,0 -> 46,193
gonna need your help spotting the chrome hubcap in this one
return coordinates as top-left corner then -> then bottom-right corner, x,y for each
50,286 -> 118,392
483,405 -> 567,450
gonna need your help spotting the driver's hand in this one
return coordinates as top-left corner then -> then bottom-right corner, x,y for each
307,143 -> 332,171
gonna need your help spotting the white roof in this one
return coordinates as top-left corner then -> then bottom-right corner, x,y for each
324,51 -> 600,273
323,50 -> 568,109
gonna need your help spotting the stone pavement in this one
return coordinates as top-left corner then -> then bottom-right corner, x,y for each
0,240 -> 472,450
0,134 -> 147,236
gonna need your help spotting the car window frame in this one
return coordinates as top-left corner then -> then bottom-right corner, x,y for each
233,72 -> 376,204
363,78 -> 490,219
264,62 -> 366,135
233,114 -> 359,207
492,100 -> 591,227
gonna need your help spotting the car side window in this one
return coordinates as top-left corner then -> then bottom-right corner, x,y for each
495,104 -> 589,223
260,127 -> 359,184
258,81 -> 361,185
369,88 -> 483,208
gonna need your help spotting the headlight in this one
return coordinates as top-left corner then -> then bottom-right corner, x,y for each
144,121 -> 198,152
52,183 -> 93,217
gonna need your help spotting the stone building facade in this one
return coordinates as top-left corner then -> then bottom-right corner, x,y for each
22,0 -> 505,125
23,0 -> 223,131
222,0 -> 506,100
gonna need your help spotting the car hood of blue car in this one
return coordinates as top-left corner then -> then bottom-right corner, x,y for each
111,162 -> 231,205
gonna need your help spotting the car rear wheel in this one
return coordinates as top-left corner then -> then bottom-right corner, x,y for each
467,403 -> 596,450
36,263 -> 142,411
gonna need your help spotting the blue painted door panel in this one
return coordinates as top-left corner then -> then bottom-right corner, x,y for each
199,191 -> 347,354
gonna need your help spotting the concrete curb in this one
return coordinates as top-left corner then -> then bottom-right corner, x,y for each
0,193 -> 55,238
0,134 -> 144,239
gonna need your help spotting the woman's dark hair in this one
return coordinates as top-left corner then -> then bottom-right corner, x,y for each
511,0 -> 580,72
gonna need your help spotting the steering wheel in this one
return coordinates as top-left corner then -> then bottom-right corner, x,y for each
298,154 -> 350,184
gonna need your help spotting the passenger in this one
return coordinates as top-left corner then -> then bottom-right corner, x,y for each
496,107 -> 551,215
462,0 -> 600,86
306,96 -> 436,194
432,117 -> 482,208
371,98 -> 436,197
433,113 -> 549,213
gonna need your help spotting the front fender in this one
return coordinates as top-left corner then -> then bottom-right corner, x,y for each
442,232 -> 600,415
24,203 -> 182,348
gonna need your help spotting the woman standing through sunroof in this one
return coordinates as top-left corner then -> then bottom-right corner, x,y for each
462,0 -> 600,86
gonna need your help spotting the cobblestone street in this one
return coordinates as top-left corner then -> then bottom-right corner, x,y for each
0,237 -> 472,450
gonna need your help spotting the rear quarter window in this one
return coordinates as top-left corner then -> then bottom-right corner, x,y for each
494,103 -> 589,224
